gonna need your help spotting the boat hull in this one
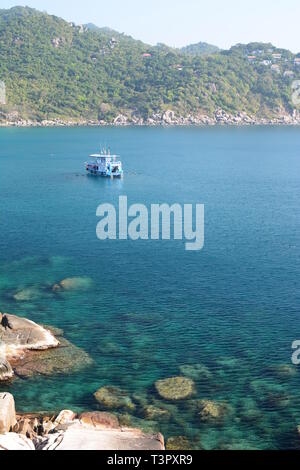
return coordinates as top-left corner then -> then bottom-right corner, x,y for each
86,169 -> 123,178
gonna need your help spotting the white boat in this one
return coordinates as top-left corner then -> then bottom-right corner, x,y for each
85,148 -> 123,178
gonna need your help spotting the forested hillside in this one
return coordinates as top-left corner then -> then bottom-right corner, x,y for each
180,42 -> 220,56
0,6 -> 299,122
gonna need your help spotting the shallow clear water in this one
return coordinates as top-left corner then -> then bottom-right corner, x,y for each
0,126 -> 300,449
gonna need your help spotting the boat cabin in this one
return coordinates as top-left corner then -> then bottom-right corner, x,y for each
86,152 -> 123,178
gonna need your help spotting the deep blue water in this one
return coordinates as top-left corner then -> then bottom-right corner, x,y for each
0,126 -> 300,449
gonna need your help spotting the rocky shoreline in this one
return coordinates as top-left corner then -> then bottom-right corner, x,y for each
1,311 -> 299,450
1,109 -> 300,127
0,394 -> 165,450
0,312 -> 93,381
0,312 -> 164,450
0,311 -> 234,450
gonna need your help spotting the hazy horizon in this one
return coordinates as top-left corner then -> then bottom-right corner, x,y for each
1,0 -> 299,53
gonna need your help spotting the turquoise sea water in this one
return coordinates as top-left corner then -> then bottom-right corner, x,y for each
0,126 -> 300,449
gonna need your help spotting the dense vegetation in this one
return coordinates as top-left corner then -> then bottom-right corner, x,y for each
180,42 -> 220,56
0,6 -> 299,121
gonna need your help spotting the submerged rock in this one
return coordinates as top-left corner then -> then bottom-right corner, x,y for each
94,386 -> 136,411
48,256 -> 71,267
123,311 -> 163,327
250,378 -> 284,395
13,287 -> 43,302
118,413 -> 133,427
218,439 -> 259,451
143,405 -> 170,421
97,340 -> 124,355
249,378 -> 290,409
53,277 -> 93,292
166,436 -> 193,451
197,399 -> 229,422
240,407 -> 262,424
155,376 -> 195,401
179,363 -> 212,381
131,391 -> 150,408
264,392 -> 290,410
238,398 -> 262,424
216,357 -> 240,369
266,364 -> 297,379
12,337 -> 93,378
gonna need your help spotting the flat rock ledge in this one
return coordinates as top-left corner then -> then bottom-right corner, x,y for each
0,313 -> 59,355
0,313 -> 59,381
0,397 -> 165,450
0,313 -> 93,381
39,423 -> 164,451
